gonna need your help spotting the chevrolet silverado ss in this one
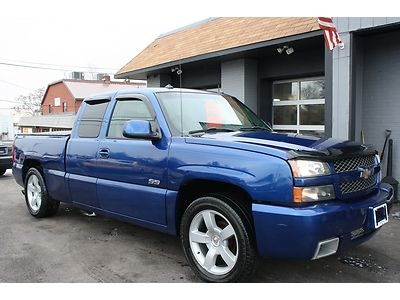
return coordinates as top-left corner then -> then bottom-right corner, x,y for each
12,88 -> 393,282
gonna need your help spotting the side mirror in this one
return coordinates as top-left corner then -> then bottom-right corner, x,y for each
123,120 -> 160,140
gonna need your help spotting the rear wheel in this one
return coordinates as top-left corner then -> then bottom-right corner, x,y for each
0,169 -> 6,176
24,168 -> 59,218
180,196 -> 256,282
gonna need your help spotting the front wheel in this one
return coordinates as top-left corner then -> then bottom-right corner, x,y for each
24,168 -> 59,218
180,196 -> 256,282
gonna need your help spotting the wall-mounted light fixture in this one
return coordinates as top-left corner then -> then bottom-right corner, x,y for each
277,45 -> 295,55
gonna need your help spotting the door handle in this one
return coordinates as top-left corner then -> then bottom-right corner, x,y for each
98,148 -> 110,159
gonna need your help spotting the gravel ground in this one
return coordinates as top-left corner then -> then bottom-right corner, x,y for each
1,169 -> 400,282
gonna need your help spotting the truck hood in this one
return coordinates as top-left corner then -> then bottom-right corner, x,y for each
185,131 -> 376,160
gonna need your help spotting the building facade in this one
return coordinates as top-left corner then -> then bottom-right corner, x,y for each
116,17 -> 400,181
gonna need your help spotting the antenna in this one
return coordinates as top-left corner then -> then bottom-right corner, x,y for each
172,63 -> 183,136
179,63 -> 183,137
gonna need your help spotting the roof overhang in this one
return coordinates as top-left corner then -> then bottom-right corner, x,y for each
115,30 -> 323,80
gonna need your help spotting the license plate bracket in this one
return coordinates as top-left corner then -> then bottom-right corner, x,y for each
373,203 -> 388,229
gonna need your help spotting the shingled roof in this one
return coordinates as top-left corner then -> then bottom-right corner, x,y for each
117,17 -> 320,77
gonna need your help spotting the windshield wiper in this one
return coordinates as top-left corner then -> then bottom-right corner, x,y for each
188,127 -> 236,135
239,126 -> 271,131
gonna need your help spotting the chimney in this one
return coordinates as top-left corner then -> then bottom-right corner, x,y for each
102,74 -> 111,84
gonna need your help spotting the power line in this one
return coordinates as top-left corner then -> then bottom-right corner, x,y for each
0,79 -> 35,91
0,58 -> 117,72
0,61 -> 88,72
0,99 -> 20,104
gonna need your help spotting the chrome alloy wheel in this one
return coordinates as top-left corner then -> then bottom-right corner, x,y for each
27,174 -> 42,213
189,209 -> 238,276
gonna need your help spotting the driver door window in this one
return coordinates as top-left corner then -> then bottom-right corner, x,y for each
107,99 -> 152,139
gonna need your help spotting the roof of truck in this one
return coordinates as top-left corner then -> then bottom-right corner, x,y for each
84,87 -> 219,101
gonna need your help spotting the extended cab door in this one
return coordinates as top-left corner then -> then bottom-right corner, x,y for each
95,94 -> 169,225
66,97 -> 111,208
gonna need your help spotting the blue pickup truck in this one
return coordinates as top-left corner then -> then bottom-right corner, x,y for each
12,88 -> 393,282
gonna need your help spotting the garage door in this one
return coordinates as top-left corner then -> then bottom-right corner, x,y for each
362,29 -> 400,181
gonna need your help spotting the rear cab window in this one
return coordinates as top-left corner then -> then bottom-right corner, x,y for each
78,99 -> 110,138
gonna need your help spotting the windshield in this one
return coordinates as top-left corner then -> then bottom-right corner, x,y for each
156,92 -> 271,136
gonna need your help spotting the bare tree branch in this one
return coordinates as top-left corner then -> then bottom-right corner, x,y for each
13,88 -> 45,116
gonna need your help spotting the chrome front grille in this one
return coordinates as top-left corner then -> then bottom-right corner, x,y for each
333,155 -> 375,173
340,175 -> 376,194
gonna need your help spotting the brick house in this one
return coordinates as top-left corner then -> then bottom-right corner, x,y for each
41,77 -> 144,115
18,77 -> 145,133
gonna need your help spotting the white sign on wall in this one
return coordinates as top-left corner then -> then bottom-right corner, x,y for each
54,97 -> 61,107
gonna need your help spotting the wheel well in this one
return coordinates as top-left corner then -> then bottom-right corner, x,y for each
176,179 -> 254,235
22,159 -> 42,183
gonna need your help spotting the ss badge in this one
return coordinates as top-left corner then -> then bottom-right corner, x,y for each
148,179 -> 160,186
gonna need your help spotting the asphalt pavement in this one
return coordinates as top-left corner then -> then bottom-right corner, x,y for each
1,169 -> 400,282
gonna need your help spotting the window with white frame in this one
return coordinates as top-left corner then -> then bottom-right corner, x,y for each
272,78 -> 325,137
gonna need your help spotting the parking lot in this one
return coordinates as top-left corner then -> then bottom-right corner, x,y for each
1,169 -> 400,282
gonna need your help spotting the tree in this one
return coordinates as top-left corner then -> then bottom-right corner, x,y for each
13,88 -> 45,116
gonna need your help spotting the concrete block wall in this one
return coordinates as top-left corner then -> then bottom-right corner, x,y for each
331,17 -> 400,140
221,59 -> 258,113
336,17 -> 400,33
147,74 -> 171,88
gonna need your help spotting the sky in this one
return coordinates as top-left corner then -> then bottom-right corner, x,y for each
0,0 -> 209,115
0,0 -> 397,117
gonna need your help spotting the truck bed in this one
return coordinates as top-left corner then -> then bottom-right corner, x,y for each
13,132 -> 71,202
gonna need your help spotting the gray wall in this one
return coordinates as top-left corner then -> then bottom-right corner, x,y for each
147,73 -> 171,87
147,64 -> 221,89
336,17 -> 400,32
179,63 -> 220,89
331,17 -> 400,140
258,47 -> 324,79
221,59 -> 258,113
361,30 -> 400,180
331,31 -> 351,139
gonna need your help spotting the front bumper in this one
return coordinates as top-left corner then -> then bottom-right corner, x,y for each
252,183 -> 393,259
0,156 -> 12,169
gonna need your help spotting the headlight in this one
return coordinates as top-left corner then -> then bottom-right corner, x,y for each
289,159 -> 331,178
293,185 -> 336,203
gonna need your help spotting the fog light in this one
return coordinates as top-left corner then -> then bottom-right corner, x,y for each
293,185 -> 336,203
312,237 -> 339,260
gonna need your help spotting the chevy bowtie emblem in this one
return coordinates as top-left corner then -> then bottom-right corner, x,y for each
358,167 -> 373,179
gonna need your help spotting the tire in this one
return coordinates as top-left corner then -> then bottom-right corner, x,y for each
24,167 -> 60,218
180,196 -> 256,282
0,169 -> 6,176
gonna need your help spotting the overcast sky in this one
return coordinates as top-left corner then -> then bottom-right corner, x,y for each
0,0 -> 396,116
0,0 -> 211,114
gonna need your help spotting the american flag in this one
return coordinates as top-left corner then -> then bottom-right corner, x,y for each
317,17 -> 344,51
